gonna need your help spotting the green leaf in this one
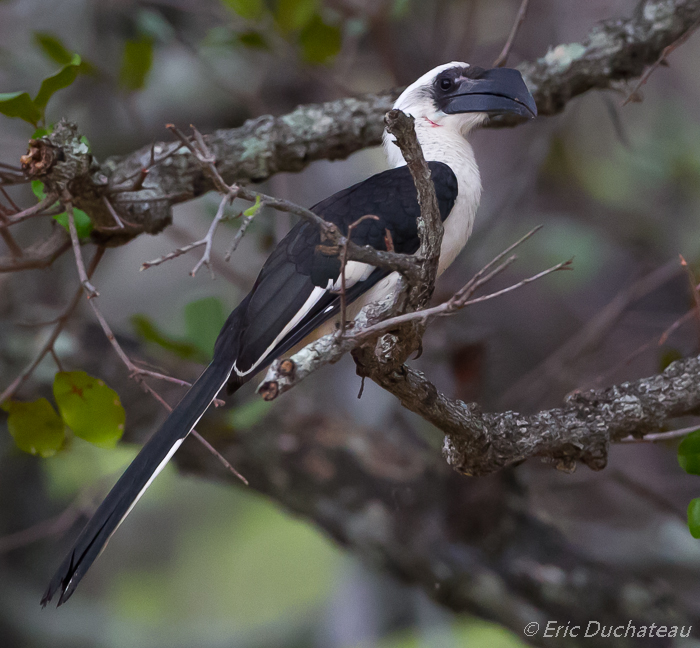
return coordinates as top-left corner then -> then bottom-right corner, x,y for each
131,314 -> 202,361
119,37 -> 154,92
238,31 -> 269,49
228,398 -> 273,430
688,498 -> 700,539
678,430 -> 700,475
31,179 -> 47,200
34,32 -> 97,75
243,195 -> 262,217
0,91 -> 42,126
184,297 -> 227,357
53,207 -> 93,238
222,0 -> 265,20
299,15 -> 342,64
2,398 -> 65,457
53,371 -> 125,448
34,54 -> 82,111
275,0 -> 317,32
33,32 -> 75,65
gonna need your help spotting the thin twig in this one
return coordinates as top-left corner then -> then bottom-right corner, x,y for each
503,259 -> 682,407
72,258 -> 241,477
224,210 -> 256,261
0,485 -> 100,554
455,259 -> 573,308
622,16 -> 700,106
0,247 -> 105,404
0,186 -> 21,212
84,297 -> 190,387
137,378 -> 247,485
107,141 -> 183,190
0,211 -> 23,257
584,274 -> 700,391
0,194 -> 55,228
347,257 -> 571,342
65,201 -> 99,298
141,239 -> 206,270
102,196 -> 125,229
619,424 -> 700,444
49,348 -> 64,372
493,0 -> 531,67
680,255 -> 700,345
165,123 -> 419,280
167,224 -> 254,287
608,469 -> 687,520
453,225 -> 542,302
190,191 -> 236,278
191,430 -> 248,485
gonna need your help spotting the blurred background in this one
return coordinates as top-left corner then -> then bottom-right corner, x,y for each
2,0 -> 700,646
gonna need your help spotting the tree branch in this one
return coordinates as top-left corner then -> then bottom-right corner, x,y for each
0,226 -> 70,273
15,0 -> 700,248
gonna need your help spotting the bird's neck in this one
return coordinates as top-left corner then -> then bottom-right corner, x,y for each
383,120 -> 482,276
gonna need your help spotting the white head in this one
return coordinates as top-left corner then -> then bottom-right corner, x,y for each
383,62 -> 537,165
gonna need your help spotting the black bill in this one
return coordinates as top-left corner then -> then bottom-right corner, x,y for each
436,67 -> 537,120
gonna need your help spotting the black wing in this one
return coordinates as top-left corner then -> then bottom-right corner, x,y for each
223,161 -> 458,376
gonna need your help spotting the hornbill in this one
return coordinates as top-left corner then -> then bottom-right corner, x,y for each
42,62 -> 536,606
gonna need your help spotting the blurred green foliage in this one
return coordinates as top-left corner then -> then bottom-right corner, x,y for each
228,397 -> 273,430
184,297 -> 228,357
222,0 -> 265,21
119,36 -> 154,92
223,0 -> 343,64
39,437 -> 523,647
132,296 -> 228,363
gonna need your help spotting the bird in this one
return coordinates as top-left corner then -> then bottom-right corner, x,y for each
41,62 -> 536,606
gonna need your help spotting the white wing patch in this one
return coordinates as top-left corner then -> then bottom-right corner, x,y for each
233,261 -> 375,377
327,261 -> 374,292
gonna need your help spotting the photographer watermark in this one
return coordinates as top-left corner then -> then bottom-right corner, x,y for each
523,620 -> 692,639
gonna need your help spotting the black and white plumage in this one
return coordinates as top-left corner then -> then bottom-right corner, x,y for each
42,62 -> 536,607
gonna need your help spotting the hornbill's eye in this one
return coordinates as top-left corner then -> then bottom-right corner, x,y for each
440,77 -> 453,91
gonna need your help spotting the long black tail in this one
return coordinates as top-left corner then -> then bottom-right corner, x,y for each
41,357 -> 234,607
